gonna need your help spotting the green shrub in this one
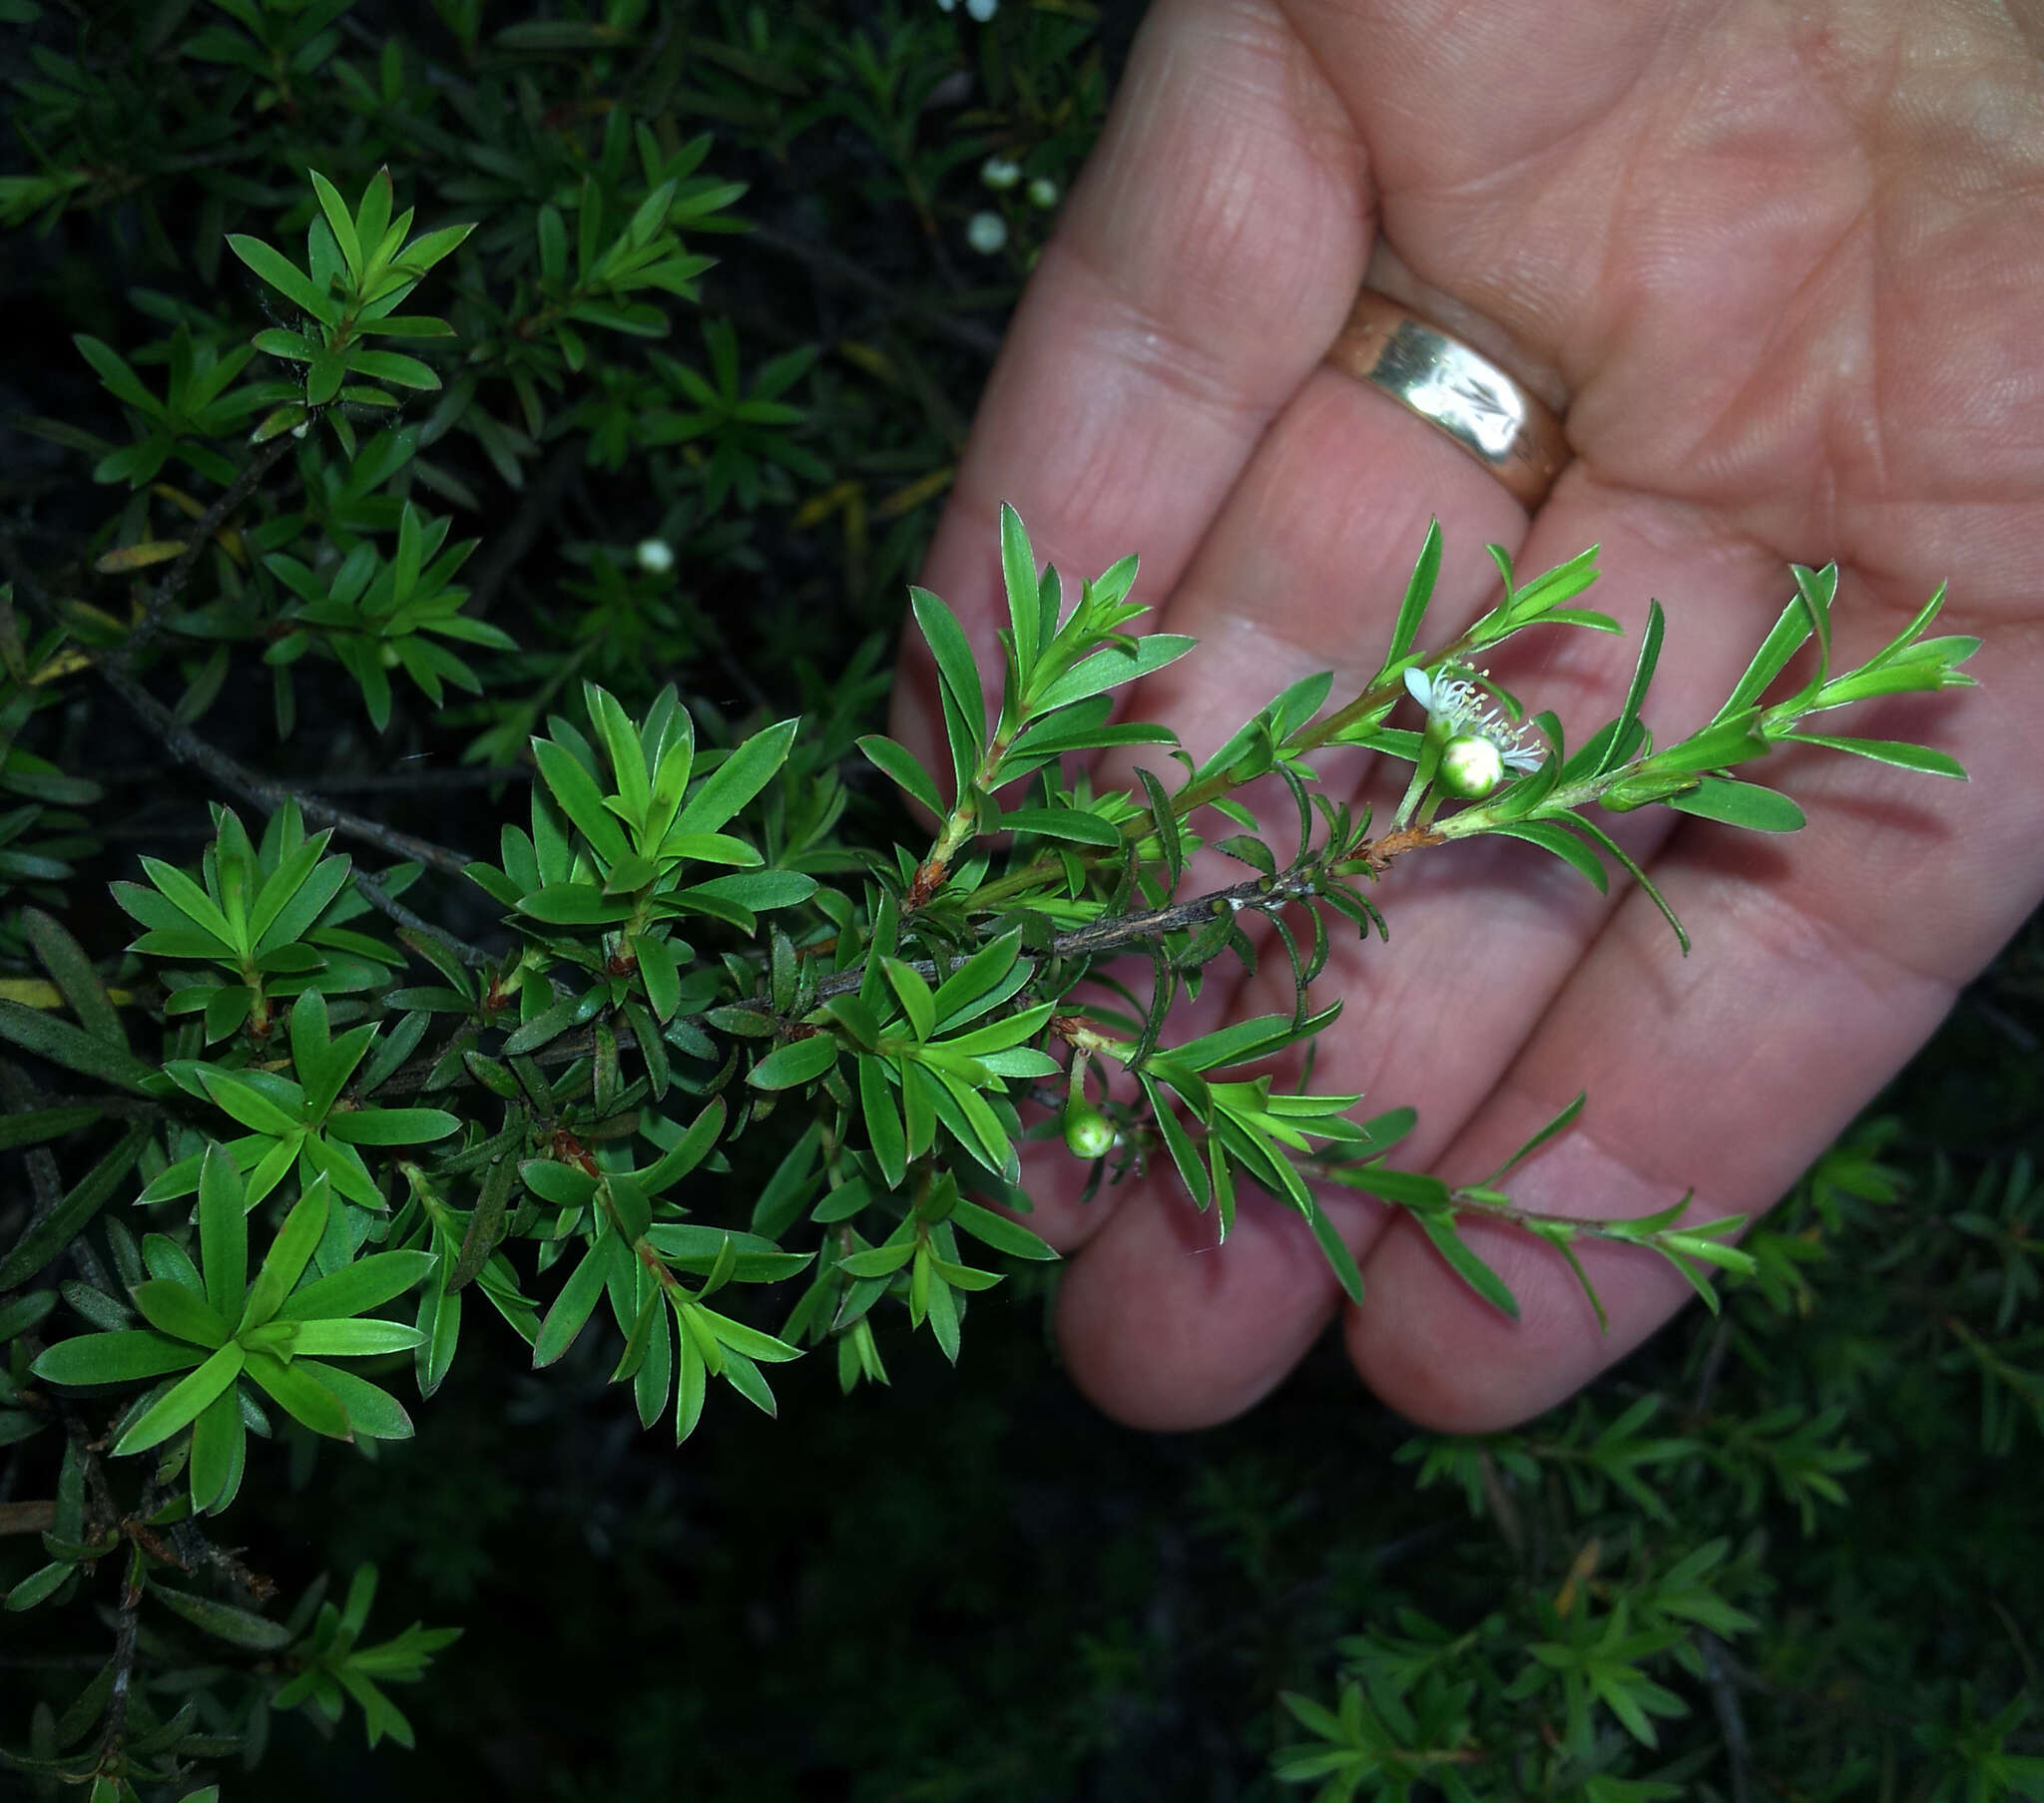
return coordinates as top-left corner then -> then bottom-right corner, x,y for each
0,5 -> 2035,1800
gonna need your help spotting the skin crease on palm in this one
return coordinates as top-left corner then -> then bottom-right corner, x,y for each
888,0 -> 2044,1436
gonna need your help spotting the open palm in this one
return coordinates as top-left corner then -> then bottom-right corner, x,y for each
893,0 -> 2044,1433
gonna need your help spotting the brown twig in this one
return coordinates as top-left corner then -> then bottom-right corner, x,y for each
462,435 -> 585,622
0,1500 -> 57,1536
747,223 -> 1004,361
351,869 -> 496,969
112,432 -> 296,670
0,1061 -> 66,1222
100,661 -> 474,876
816,870 -> 1316,1000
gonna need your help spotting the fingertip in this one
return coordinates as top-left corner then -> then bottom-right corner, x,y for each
1342,1208 -> 1691,1434
1054,1185 -> 1370,1431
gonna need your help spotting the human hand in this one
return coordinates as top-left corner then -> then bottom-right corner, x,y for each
891,0 -> 2044,1434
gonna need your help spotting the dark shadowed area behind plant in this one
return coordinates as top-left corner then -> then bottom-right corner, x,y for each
1,4 -> 2039,1800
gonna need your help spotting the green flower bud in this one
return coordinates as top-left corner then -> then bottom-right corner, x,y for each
1436,733 -> 1504,800
1062,1102 -> 1115,1159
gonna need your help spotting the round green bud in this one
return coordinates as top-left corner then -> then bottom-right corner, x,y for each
1062,1102 -> 1115,1159
1436,733 -> 1504,800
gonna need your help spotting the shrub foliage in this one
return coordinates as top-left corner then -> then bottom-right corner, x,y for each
0,4 -> 2036,1800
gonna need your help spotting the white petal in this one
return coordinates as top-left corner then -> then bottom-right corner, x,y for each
1403,667 -> 1435,710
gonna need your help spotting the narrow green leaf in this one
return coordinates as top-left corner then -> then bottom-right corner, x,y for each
882,959 -> 936,1041
1484,820 -> 1609,892
227,233 -> 331,318
32,1330 -> 207,1387
1382,518 -> 1441,672
187,1390 -> 245,1515
999,502 -> 1041,678
1598,599 -> 1665,776
1789,563 -> 1836,688
858,1056 -> 906,1189
130,1280 -> 230,1350
21,908 -> 125,1049
947,1197 -> 1056,1262
289,1318 -> 425,1356
274,1249 -> 437,1322
639,1096 -> 728,1194
679,869 -> 815,913
239,1179 -> 331,1331
308,170 -> 362,280
694,1304 -> 801,1364
0,1000 -> 154,1094
671,718 -> 798,838
325,1106 -> 460,1146
111,1342 -> 246,1455
1411,1211 -> 1519,1318
1715,594 -> 1815,721
242,1348 -> 352,1439
0,1106 -> 102,1150
533,1243 -> 610,1367
1479,1092 -> 1586,1188
857,734 -> 944,817
1775,731 -> 1967,779
532,737 -> 628,864
0,1128 -> 149,1289
1304,1201 -> 1364,1305
1031,634 -> 1197,712
150,1580 -> 291,1650
909,586 -> 984,755
195,1068 -> 301,1136
929,932 -> 1023,1031
1665,775 -> 1805,833
1566,814 -> 1690,955
748,1035 -> 838,1091
999,806 -> 1122,848
1134,766 -> 1184,884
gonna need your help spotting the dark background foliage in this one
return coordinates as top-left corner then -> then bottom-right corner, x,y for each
2,4 -> 2040,1799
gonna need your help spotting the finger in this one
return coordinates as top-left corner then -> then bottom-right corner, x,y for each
889,0 -> 1371,773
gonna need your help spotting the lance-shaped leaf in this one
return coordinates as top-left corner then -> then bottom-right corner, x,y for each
32,1330 -> 208,1387
669,718 -> 798,838
240,1178 -> 332,1332
244,1348 -> 353,1440
112,1342 -> 247,1456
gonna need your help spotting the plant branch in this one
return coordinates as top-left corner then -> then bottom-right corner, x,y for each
99,662 -> 475,876
463,436 -> 585,621
748,224 -> 1003,361
111,432 -> 296,670
0,1500 -> 56,1536
818,870 -> 1322,1001
351,869 -> 496,969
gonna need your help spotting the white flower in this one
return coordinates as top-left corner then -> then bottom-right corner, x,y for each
938,0 -> 998,17
965,211 -> 1008,255
635,538 -> 676,576
1403,665 -> 1544,773
980,156 -> 1021,191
